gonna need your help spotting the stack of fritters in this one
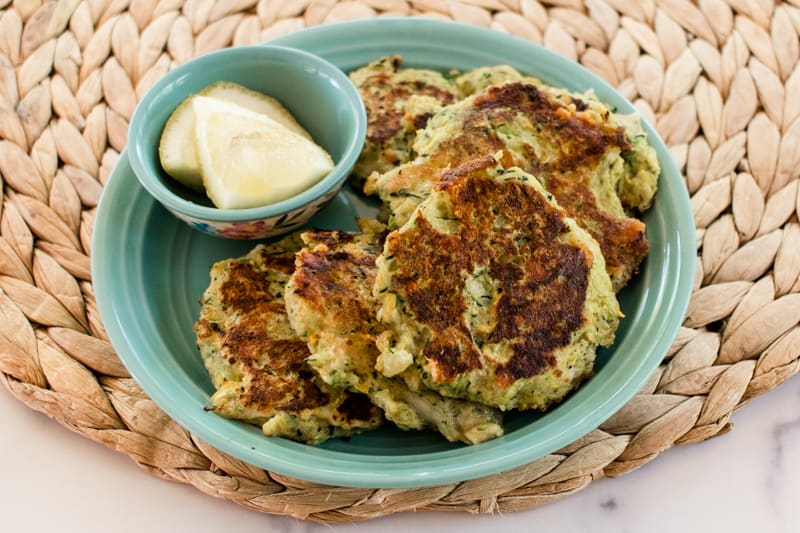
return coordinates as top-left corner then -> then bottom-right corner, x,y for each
363,67 -> 659,290
373,157 -> 620,411
196,226 -> 503,445
195,57 -> 660,445
285,220 -> 504,444
195,235 -> 382,445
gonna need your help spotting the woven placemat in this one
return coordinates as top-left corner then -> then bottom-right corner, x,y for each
0,0 -> 798,523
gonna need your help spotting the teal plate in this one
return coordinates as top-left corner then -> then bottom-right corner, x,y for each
92,18 -> 695,488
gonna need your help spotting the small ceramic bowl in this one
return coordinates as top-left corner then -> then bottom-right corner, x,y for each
127,45 -> 366,239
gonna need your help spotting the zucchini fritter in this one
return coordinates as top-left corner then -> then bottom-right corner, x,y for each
284,221 -> 504,445
454,65 -> 524,96
195,234 -> 382,445
373,157 -> 620,411
348,56 -> 460,185
366,77 -> 659,290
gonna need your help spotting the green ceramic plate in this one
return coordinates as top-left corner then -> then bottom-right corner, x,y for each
92,18 -> 695,488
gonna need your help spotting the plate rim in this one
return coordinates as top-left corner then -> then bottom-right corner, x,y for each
91,17 -> 696,488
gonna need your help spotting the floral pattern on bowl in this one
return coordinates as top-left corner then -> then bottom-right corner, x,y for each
166,185 -> 342,240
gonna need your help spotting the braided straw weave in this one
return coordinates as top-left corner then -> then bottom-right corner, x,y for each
0,0 -> 799,523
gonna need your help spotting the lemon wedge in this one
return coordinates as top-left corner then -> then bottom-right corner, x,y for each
199,82 -> 311,140
158,81 -> 312,191
159,96 -> 202,190
192,96 -> 334,210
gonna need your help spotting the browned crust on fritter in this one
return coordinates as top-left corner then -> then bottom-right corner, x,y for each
215,262 -> 274,312
195,252 -> 377,425
413,111 -> 435,130
195,261 -> 329,414
252,248 -> 296,275
357,56 -> 457,146
384,157 -> 592,386
470,83 -> 630,173
337,393 -> 382,423
290,230 -> 387,335
228,318 -> 326,411
383,81 -> 648,288
545,173 -> 647,283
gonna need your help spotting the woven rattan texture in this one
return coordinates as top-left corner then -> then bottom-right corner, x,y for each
0,0 -> 798,523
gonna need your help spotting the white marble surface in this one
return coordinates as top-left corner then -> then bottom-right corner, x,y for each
1,374 -> 798,533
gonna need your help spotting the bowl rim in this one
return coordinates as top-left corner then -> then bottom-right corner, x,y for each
126,44 -> 367,222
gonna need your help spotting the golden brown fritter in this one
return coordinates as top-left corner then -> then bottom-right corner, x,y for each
373,157 -> 620,411
285,220 -> 504,445
366,80 -> 657,290
348,56 -> 460,185
195,234 -> 381,445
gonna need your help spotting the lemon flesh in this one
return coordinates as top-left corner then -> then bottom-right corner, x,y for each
159,97 -> 202,189
192,96 -> 334,210
159,81 -> 312,191
200,82 -> 311,140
